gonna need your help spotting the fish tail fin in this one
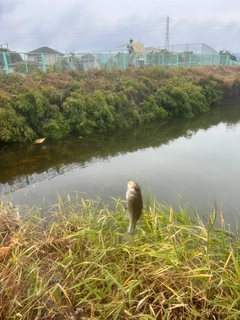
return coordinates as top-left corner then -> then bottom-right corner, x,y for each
122,232 -> 135,245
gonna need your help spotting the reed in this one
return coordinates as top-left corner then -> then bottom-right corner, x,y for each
0,197 -> 240,319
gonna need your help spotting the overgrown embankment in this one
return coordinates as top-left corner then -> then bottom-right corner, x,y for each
1,198 -> 240,319
0,66 -> 240,143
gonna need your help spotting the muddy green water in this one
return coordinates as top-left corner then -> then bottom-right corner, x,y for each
1,103 -> 240,227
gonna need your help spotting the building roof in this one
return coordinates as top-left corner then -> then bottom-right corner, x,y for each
28,46 -> 62,55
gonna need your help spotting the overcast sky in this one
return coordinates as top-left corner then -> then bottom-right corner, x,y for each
0,0 -> 239,54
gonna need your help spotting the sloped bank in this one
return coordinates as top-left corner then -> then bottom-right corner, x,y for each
0,65 -> 240,143
0,198 -> 240,319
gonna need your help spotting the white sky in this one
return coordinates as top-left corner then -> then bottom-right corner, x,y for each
0,0 -> 240,53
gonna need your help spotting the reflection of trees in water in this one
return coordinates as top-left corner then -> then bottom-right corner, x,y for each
0,103 -> 240,190
1,165 -> 67,194
0,161 -> 93,194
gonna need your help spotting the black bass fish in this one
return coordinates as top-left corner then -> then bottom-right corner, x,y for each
123,179 -> 143,245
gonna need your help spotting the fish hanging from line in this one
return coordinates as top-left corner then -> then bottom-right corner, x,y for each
123,179 -> 143,245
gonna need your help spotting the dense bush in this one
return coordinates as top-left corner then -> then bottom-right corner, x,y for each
0,67 -> 224,143
0,94 -> 35,142
155,78 -> 210,117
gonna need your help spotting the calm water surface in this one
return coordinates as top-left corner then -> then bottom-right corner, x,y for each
1,103 -> 240,227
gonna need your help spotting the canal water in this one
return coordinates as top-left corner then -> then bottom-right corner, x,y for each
1,102 -> 240,227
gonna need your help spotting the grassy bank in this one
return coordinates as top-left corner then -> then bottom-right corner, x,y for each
1,65 -> 240,143
0,197 -> 240,319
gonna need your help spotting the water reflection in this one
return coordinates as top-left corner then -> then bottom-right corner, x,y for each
0,103 -> 240,224
1,103 -> 240,187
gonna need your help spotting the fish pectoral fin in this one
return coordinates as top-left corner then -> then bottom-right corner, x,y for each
122,232 -> 134,245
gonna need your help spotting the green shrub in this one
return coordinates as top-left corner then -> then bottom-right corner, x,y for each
0,95 -> 35,142
86,90 -> 116,130
139,94 -> 168,123
156,78 -> 214,117
62,91 -> 94,134
198,79 -> 222,105
107,92 -> 136,127
0,67 -> 225,142
18,89 -> 69,138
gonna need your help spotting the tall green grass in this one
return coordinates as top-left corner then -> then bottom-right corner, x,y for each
0,197 -> 240,319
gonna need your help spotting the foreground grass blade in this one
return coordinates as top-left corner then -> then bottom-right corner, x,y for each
1,197 -> 240,319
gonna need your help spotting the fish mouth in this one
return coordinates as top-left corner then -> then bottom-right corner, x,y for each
127,180 -> 135,189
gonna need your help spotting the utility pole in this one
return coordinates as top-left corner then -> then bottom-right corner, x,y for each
165,16 -> 170,50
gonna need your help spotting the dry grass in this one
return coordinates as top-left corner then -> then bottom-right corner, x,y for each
179,65 -> 240,82
0,197 -> 240,319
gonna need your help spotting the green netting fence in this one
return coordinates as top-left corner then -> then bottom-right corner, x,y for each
1,43 -> 239,75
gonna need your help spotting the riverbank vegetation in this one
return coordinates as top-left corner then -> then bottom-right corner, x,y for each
1,65 -> 240,143
1,197 -> 240,319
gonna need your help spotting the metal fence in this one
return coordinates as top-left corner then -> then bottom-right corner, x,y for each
1,43 -> 239,75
